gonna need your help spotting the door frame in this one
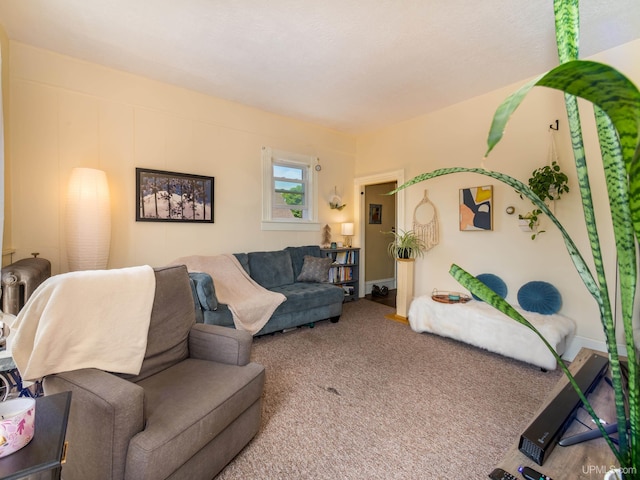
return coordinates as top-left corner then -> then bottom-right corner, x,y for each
353,169 -> 406,299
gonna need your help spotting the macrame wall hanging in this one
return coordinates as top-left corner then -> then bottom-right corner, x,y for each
413,189 -> 440,251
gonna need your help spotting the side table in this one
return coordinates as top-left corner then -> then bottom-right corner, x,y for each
0,391 -> 71,480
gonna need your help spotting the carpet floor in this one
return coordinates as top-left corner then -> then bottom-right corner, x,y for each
215,300 -> 562,479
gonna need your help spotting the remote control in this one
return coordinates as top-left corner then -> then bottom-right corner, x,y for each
519,465 -> 553,480
488,468 -> 517,480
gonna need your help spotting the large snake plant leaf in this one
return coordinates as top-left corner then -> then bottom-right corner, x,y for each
552,0 -> 637,464
595,107 -> 637,348
595,107 -> 639,459
553,0 -> 579,64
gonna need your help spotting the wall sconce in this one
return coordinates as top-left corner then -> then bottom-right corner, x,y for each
341,222 -> 354,247
66,168 -> 111,271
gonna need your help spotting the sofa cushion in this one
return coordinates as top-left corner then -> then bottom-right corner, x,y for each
128,358 -> 265,479
189,272 -> 218,311
297,255 -> 332,282
248,250 -> 294,288
271,282 -> 345,313
286,245 -> 322,278
120,265 -> 195,383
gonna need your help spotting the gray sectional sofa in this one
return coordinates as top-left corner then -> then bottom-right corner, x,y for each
189,245 -> 345,336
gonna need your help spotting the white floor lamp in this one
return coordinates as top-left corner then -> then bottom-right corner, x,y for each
66,168 -> 111,271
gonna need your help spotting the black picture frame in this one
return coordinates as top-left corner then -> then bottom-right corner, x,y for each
136,168 -> 214,223
369,204 -> 382,224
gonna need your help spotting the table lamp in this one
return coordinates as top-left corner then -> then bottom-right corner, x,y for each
341,222 -> 354,247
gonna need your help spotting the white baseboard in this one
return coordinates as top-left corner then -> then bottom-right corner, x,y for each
562,335 -> 625,362
365,278 -> 395,294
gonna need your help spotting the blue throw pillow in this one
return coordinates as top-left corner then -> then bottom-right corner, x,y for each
471,273 -> 508,302
518,281 -> 562,315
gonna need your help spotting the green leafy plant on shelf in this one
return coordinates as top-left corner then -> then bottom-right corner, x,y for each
393,0 -> 640,477
384,229 -> 426,259
519,160 -> 570,239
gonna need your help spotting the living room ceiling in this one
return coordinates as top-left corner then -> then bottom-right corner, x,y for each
0,1 -> 638,133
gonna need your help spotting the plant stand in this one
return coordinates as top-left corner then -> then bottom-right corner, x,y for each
386,258 -> 414,324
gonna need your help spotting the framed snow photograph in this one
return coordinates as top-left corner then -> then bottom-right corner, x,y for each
136,168 -> 214,223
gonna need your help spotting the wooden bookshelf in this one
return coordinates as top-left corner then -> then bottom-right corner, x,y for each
320,247 -> 360,302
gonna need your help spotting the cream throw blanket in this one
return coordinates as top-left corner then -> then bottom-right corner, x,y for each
10,266 -> 155,381
171,254 -> 285,335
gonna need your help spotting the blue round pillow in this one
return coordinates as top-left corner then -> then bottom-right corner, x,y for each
518,281 -> 562,315
471,273 -> 508,302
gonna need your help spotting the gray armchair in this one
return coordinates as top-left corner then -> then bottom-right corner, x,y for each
43,265 -> 265,480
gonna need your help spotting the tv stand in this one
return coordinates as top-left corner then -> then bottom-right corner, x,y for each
494,348 -> 618,479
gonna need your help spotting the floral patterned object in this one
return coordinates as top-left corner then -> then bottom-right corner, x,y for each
0,398 -> 36,458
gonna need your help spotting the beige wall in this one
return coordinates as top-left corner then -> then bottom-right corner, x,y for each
356,39 -> 640,356
7,42 -> 357,274
5,35 -> 640,354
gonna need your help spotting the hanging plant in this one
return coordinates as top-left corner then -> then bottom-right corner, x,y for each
519,160 -> 570,238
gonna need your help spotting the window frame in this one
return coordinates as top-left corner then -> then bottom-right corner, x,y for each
261,147 -> 319,231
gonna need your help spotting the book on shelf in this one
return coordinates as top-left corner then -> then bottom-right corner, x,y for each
328,266 -> 353,283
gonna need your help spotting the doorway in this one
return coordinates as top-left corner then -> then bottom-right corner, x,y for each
363,181 -> 396,294
353,170 -> 406,299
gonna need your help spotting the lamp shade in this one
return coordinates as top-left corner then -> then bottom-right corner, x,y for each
341,222 -> 354,236
66,168 -> 111,271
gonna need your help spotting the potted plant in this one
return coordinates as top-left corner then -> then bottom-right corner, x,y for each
518,160 -> 570,238
385,229 -> 426,259
517,212 -> 539,233
394,0 -> 639,476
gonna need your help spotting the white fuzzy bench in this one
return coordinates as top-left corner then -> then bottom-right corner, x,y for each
408,296 -> 576,370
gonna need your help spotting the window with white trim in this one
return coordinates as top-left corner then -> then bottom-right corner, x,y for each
261,147 -> 319,231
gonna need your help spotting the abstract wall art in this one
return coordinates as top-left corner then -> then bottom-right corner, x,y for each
459,185 -> 492,231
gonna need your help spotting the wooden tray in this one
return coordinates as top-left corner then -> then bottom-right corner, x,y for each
431,292 -> 471,304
